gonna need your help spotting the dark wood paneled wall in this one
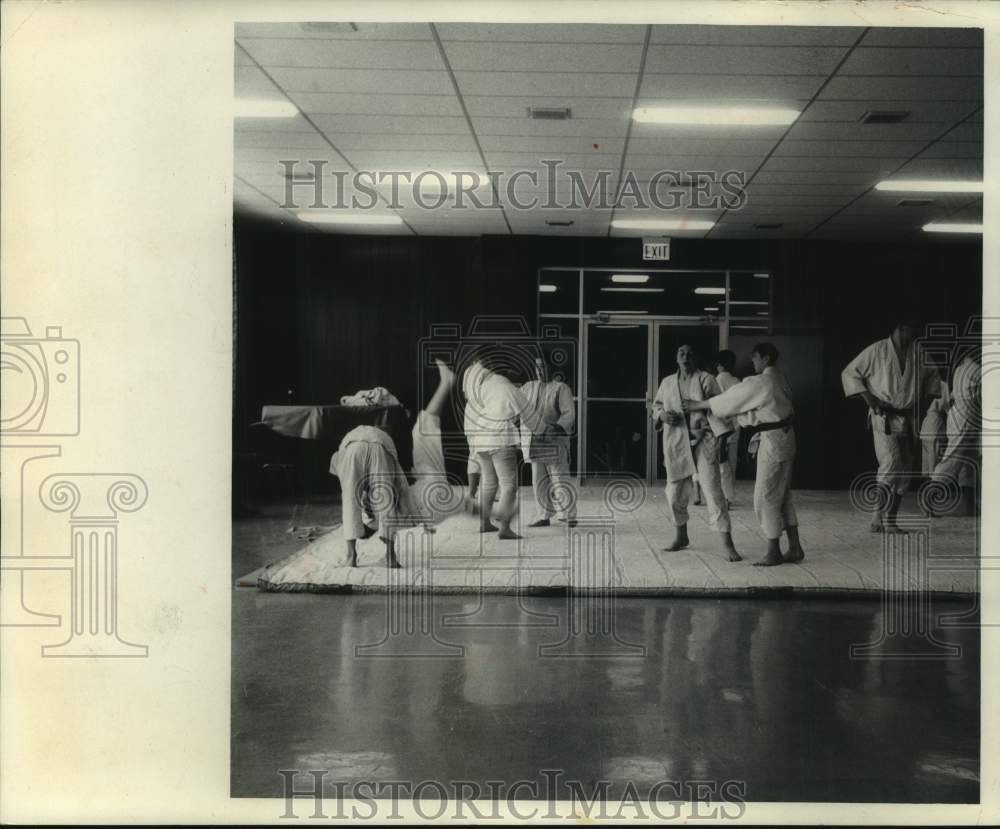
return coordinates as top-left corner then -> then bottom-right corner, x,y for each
234,214 -> 981,489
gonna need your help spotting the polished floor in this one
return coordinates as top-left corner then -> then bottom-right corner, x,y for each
232,498 -> 980,803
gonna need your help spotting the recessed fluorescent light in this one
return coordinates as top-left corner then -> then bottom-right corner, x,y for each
704,307 -> 719,312
297,212 -> 403,226
611,218 -> 715,231
633,106 -> 799,126
875,179 -> 984,194
922,222 -> 983,234
611,274 -> 649,284
598,310 -> 648,314
600,287 -> 665,293
539,284 -> 558,293
729,300 -> 768,306
694,287 -> 726,295
235,99 -> 298,118
753,273 -> 770,279
598,324 -> 640,329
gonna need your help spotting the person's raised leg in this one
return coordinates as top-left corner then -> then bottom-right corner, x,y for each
425,358 -> 455,419
663,477 -> 691,551
477,452 -> 499,532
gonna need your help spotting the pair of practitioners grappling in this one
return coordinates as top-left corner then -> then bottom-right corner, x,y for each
652,341 -> 805,568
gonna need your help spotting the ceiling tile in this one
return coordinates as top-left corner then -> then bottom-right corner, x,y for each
818,75 -> 983,101
236,22 -> 433,41
464,97 -> 632,119
292,93 -> 462,116
437,23 -> 646,44
309,114 -> 469,134
455,71 -> 635,97
237,37 -> 442,70
639,74 -> 823,99
472,117 -> 629,137
774,139 -> 926,157
651,25 -> 862,46
443,42 -> 641,73
644,44 -> 846,75
841,46 -> 983,76
786,121 -> 951,141
270,67 -> 454,95
479,135 -> 626,155
860,28 -> 983,48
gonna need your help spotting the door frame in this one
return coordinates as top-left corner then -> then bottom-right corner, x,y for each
580,316 -> 724,484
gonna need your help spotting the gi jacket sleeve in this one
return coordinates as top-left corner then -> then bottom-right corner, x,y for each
700,372 -> 734,437
842,343 -> 876,398
554,382 -> 576,434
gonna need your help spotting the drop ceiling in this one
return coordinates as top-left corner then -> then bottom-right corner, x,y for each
234,22 -> 983,240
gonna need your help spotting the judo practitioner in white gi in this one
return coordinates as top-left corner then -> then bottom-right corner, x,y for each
684,342 -> 804,566
462,355 -> 528,539
652,344 -> 741,561
330,359 -> 455,568
520,356 -> 577,527
842,317 -> 941,533
715,349 -> 741,507
930,348 -> 981,515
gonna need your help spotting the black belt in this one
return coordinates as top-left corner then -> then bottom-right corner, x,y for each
873,406 -> 912,435
747,417 -> 794,435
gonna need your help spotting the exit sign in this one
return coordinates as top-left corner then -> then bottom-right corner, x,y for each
642,237 -> 671,261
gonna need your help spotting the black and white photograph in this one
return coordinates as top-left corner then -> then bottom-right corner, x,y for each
231,15 -> 984,814
2,1 -> 998,825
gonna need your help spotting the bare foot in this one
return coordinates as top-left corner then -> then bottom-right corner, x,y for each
726,549 -> 743,563
498,529 -> 522,540
662,538 -> 689,552
479,523 -> 499,534
347,557 -> 357,567
528,518 -> 550,527
434,358 -> 455,387
784,547 -> 805,563
753,553 -> 785,567
870,522 -> 884,533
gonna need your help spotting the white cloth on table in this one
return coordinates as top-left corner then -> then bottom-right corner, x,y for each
708,367 -> 797,539
339,387 -> 402,407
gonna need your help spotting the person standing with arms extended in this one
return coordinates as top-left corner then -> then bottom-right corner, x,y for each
684,343 -> 803,566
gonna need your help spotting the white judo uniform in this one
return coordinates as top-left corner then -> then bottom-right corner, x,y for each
933,357 -> 981,488
919,383 -> 949,475
330,412 -> 450,541
842,337 -> 941,494
707,367 -> 797,540
716,369 -> 741,501
653,370 -> 732,533
462,363 -> 526,515
519,378 -> 577,522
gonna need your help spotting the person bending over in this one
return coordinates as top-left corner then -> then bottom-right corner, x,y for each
330,359 -> 455,567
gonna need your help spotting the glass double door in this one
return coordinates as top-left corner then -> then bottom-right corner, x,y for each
583,320 -> 721,483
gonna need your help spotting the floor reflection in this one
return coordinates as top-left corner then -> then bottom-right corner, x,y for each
232,593 -> 979,803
